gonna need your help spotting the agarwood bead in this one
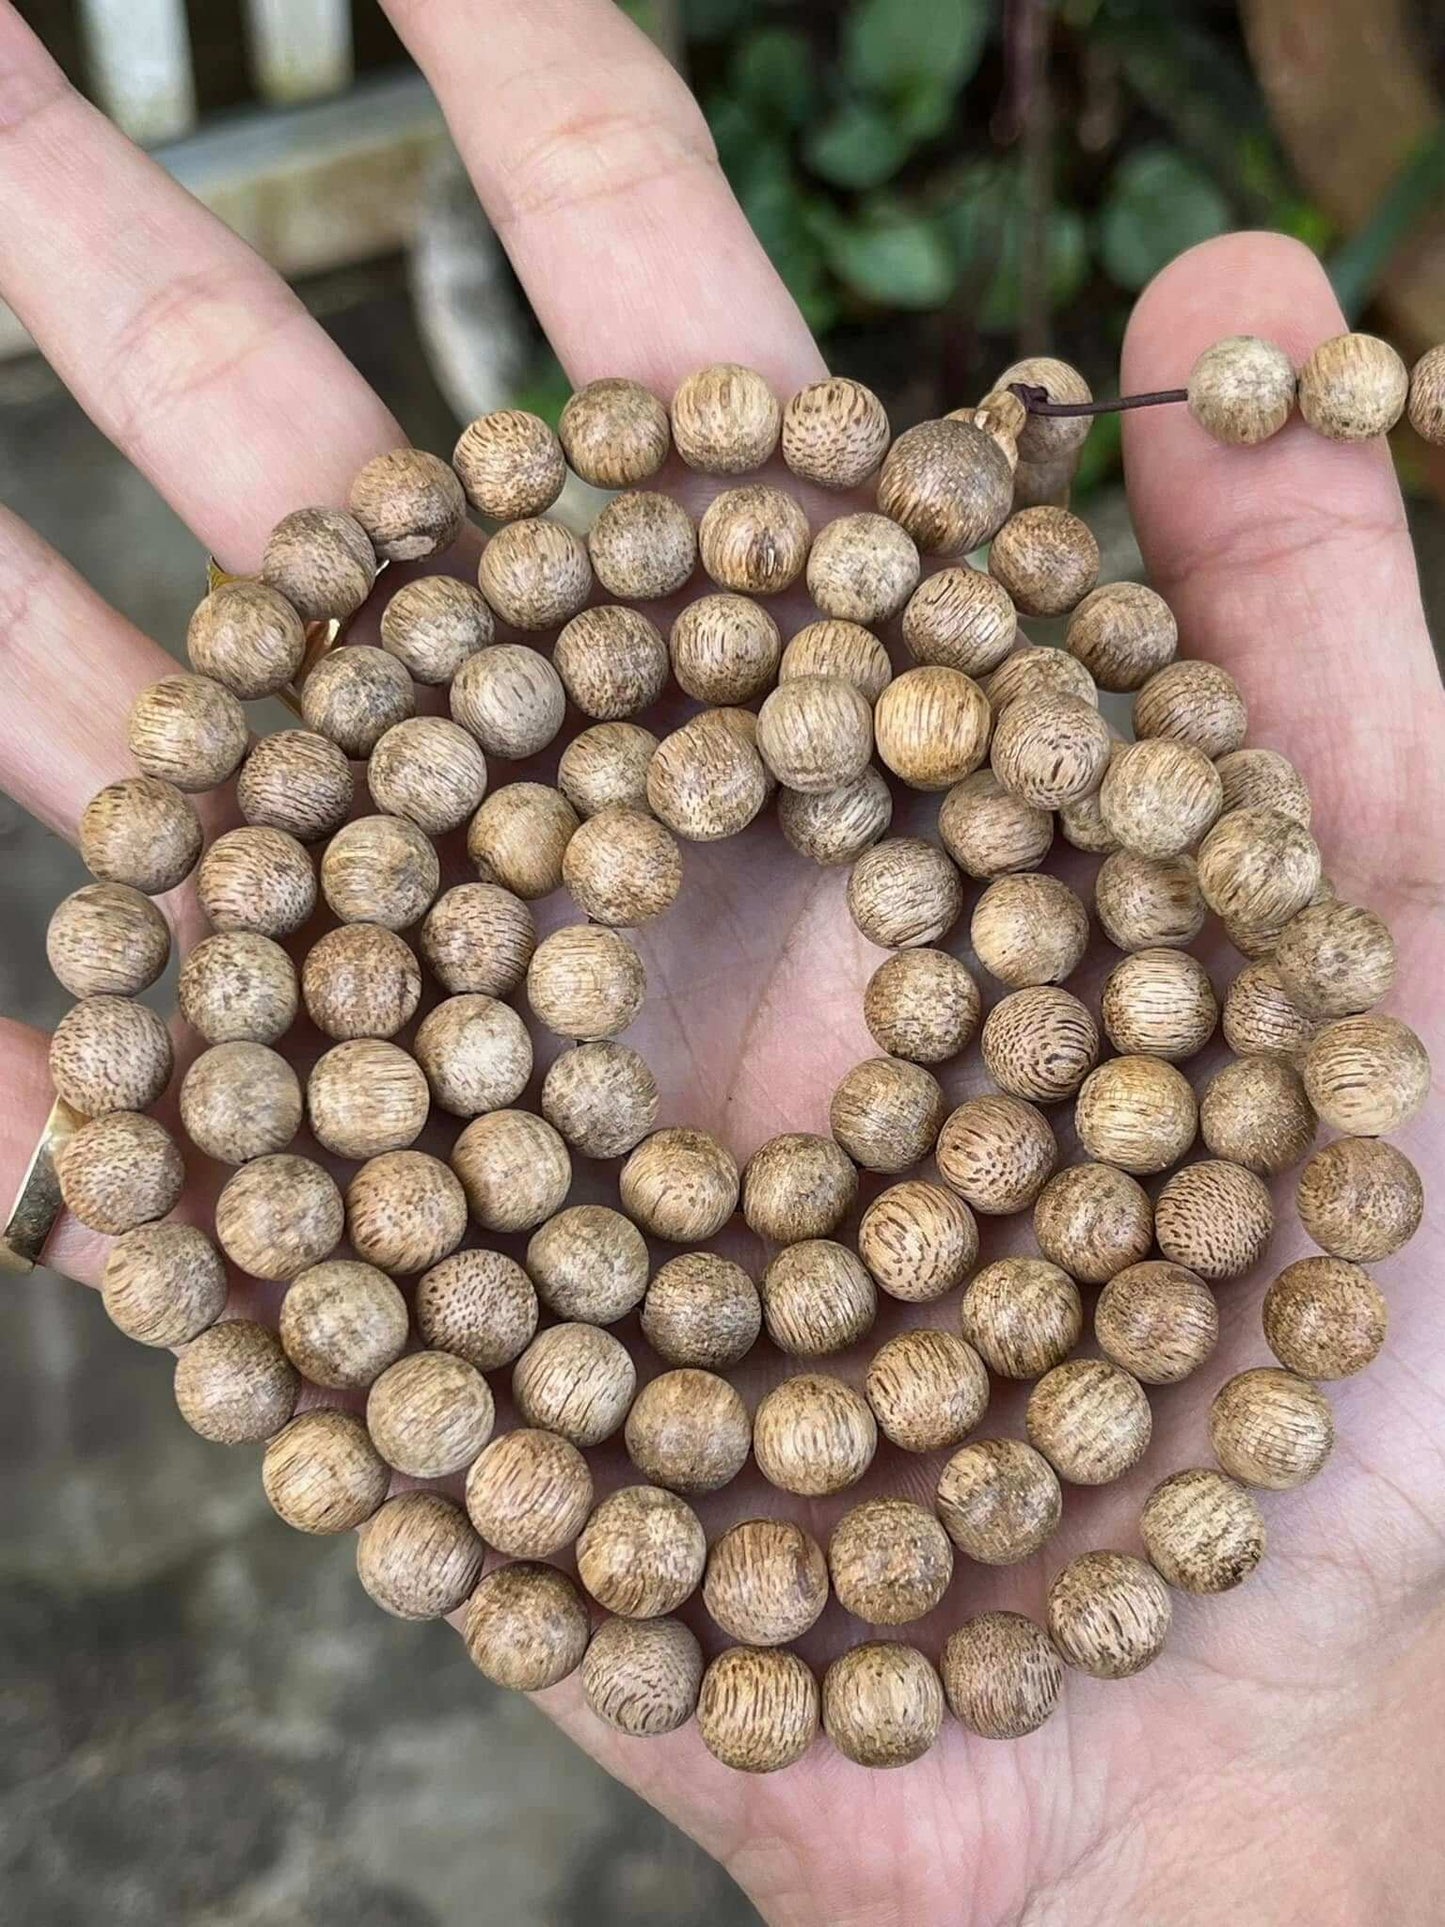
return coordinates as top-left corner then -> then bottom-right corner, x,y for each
1075,1054 -> 1197,1174
988,506 -> 1099,617
646,708 -> 769,840
1099,737 -> 1222,860
279,1258 -> 409,1390
829,1056 -> 944,1174
805,511 -> 919,623
935,1439 -> 1061,1566
513,1320 -> 635,1445
942,1612 -> 1063,1739
822,1643 -> 943,1769
1134,659 -> 1247,759
589,490 -> 697,599
1048,1551 -> 1171,1678
559,377 -> 669,486
857,1180 -> 977,1302
128,674 -> 247,792
938,768 -> 1052,879
961,1257 -> 1081,1378
1264,1256 -> 1387,1378
1033,1162 -> 1153,1284
848,836 -> 962,948
349,447 -> 466,561
57,1111 -> 184,1234
48,883 -> 170,998
557,722 -> 658,821
879,417 -> 1012,554
829,1497 -> 953,1625
379,574 -> 493,684
1298,331 -> 1408,439
200,825 -> 316,937
698,483 -> 809,596
541,1039 -> 659,1159
1197,806 -> 1322,939
453,408 -> 565,519
81,775 -> 201,896
1064,580 -> 1177,692
1094,849 -> 1206,951
982,986 -> 1099,1104
174,1319 -> 298,1444
902,566 -> 1017,678
50,995 -> 173,1116
936,1093 -> 1057,1213
866,1329 -> 987,1453
669,594 -> 780,704
704,1518 -> 829,1647
1408,343 -> 1445,442
991,691 -> 1111,810
625,1368 -> 751,1494
782,376 -> 890,488
262,507 -> 376,622
1302,1013 -> 1430,1135
1273,899 -> 1397,1020
344,1149 -> 467,1273
465,1428 -> 594,1559
620,1126 -> 738,1240
1187,334 -> 1296,443
778,766 -> 892,866
582,1616 -> 703,1737
762,1239 -> 876,1357
415,1247 -> 538,1370
562,807 -> 681,929
468,783 -> 578,901
464,1563 -> 589,1692
527,1202 -> 648,1324
995,354 -> 1093,463
357,1491 -> 484,1621
863,948 -> 980,1064
742,1132 -> 857,1243
421,882 -> 535,997
1155,1158 -> 1274,1280
553,610 -> 666,725
450,645 -> 565,763
697,1646 -> 818,1774
414,995 -> 531,1117
1210,1367 -> 1333,1489
187,578 -> 306,699
478,518 -> 591,630
972,874 -> 1088,990
1062,760 -> 1124,864
452,1109 -> 572,1233
756,675 -> 872,794
1141,1468 -> 1266,1595
366,1349 -> 493,1478
1297,1135 -> 1423,1261
367,717 -> 487,836
215,1154 -> 342,1280
527,924 -> 645,1042
300,644 -> 414,758
753,1372 -> 876,1496
873,664 -> 990,792
307,1038 -> 429,1159
302,924 -> 421,1042
641,1250 -> 761,1368
1101,947 -> 1217,1062
1027,1358 -> 1151,1485
1095,1260 -> 1218,1384
577,1485 -> 706,1618
780,618 -> 891,700
102,1223 -> 227,1347
237,729 -> 353,843
262,1409 -> 389,1535
180,1041 -> 302,1163
1222,962 -> 1317,1061
1215,746 -> 1311,826
983,643 -> 1098,717
670,362 -> 779,472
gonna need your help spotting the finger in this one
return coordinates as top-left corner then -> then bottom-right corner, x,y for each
0,1017 -> 107,1285
0,6 -> 399,568
381,0 -> 825,390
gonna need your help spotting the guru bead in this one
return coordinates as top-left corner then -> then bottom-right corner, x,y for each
697,1647 -> 819,1774
829,1056 -> 945,1173
348,448 -> 465,561
589,491 -> 697,600
278,1258 -> 409,1390
367,717 -> 487,835
742,1131 -> 857,1243
463,1563 -> 590,1693
540,1039 -> 659,1159
1094,1259 -> 1218,1384
1141,1468 -> 1266,1594
56,1111 -> 184,1235
356,1491 -> 484,1621
262,506 -> 375,622
554,607 -> 669,721
1298,332 -> 1408,439
379,574 -> 493,684
873,665 -> 991,791
1273,899 -> 1397,1019
1101,947 -> 1217,1061
300,644 -> 414,758
1155,1158 -> 1274,1280
752,1372 -> 877,1496
415,1247 -> 538,1370
865,1329 -> 988,1453
1026,1358 -> 1151,1485
414,994 -> 532,1116
1033,1161 -> 1153,1284
173,1319 -> 298,1444
49,995 -> 173,1116
1210,1368 -> 1333,1489
557,720 -> 658,819
981,986 -> 1100,1104
215,1153 -> 342,1281
527,1203 -> 648,1324
699,484 -> 810,596
1263,1257 -> 1387,1378
527,924 -> 645,1039
80,776 -> 200,896
450,644 -> 565,761
48,882 -> 169,998
366,1349 -> 494,1478
902,567 -> 1017,677
781,375 -> 890,488
558,377 -> 669,486
237,729 -> 353,843
512,1321 -> 635,1445
1297,1135 -> 1423,1262
451,1109 -> 571,1233
641,1250 -> 760,1368
306,1039 -> 429,1159
1047,1552 -> 1171,1678
1098,737 -> 1222,859
863,947 -> 980,1063
847,836 -> 962,948
987,507 -> 1099,617
971,874 -> 1088,989
464,1428 -> 594,1559
468,785 -> 578,901
477,518 -> 592,630
127,674 -> 247,792
878,418 -> 1012,554
620,1126 -> 739,1240
990,691 -> 1111,809
941,1612 -> 1063,1739
805,512 -> 919,624
670,594 -> 781,705
1074,1055 -> 1198,1175
937,769 -> 1052,879
625,1368 -> 751,1494
822,1643 -> 944,1769
344,1149 -> 468,1274
757,676 -> 873,794
102,1223 -> 226,1347
576,1485 -> 707,1618
187,577 -> 305,699
1187,334 -> 1297,443
581,1616 -> 703,1738
1064,580 -> 1178,692
935,1438 -> 1061,1566
261,1410 -> 389,1535
828,1497 -> 953,1625
180,1041 -> 302,1163
960,1257 -> 1082,1379
301,923 -> 422,1042
670,362 -> 779,472
781,619 -> 891,700
453,408 -> 565,519
1302,1013 -> 1431,1135
857,1179 -> 978,1302
936,1093 -> 1058,1213
704,1518 -> 829,1646
1094,850 -> 1206,951
778,767 -> 893,866
761,1240 -> 876,1356
199,825 -> 316,937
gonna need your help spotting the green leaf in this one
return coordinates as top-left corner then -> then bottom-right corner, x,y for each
729,26 -> 817,128
812,202 -> 957,309
891,75 -> 961,143
941,160 -> 1089,331
843,0 -> 989,101
1099,145 -> 1231,292
510,350 -> 572,429
683,0 -> 762,40
805,100 -> 913,189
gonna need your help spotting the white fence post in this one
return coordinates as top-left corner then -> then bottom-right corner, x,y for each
244,0 -> 355,106
78,0 -> 196,145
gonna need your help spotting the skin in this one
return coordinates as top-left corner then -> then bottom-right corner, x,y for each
0,4 -> 1442,1922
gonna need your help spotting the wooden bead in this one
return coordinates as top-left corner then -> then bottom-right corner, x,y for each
667,594 -> 779,705
558,377 -> 669,486
57,1111 -> 184,1234
1187,334 -> 1296,443
513,1321 -> 635,1445
344,1149 -> 468,1273
541,1039 -> 659,1159
698,1646 -> 818,1774
589,490 -> 697,600
526,1202 -> 647,1324
1302,1013 -> 1430,1135
552,612 -> 666,727
128,674 -> 247,792
450,643 -> 565,761
1095,850 -> 1206,951
412,994 -> 530,1117
1095,1260 -> 1218,1384
379,574 -> 493,684
620,1126 -> 738,1240
181,1041 -> 302,1163
279,1258 -> 409,1390
935,1439 -> 1061,1566
178,929 -> 294,1049
102,1223 -> 226,1347
671,363 -> 779,473
1215,746 -> 1311,826
81,775 -> 201,896
822,1643 -> 943,1769
577,1485 -> 706,1618
1197,806 -> 1322,940
238,729 -> 353,843
1063,776 -> 1125,853
936,1093 -> 1057,1212
466,783 -> 577,903
696,483 -> 807,597
829,1497 -> 953,1625
1155,1158 -> 1274,1280
1134,659 -> 1247,758
421,884 -> 536,1001
937,769 -> 1052,879
1222,961 -> 1317,1061
873,665 -> 991,792
982,986 -> 1099,1104
778,766 -> 892,866
756,676 -> 872,794
848,836 -> 962,948
830,1056 -> 944,1174
302,924 -> 421,1042
262,1409 -> 389,1534
1141,1468 -> 1266,1596
805,511 -> 920,623
526,924 -> 645,1042
1048,1551 -> 1170,1678
625,1368 -> 751,1494
48,883 -> 169,998
1210,1367 -> 1333,1489
971,874 -> 1087,990
366,717 -> 487,836
477,518 -> 591,630
1297,1135 -> 1423,1261
863,948 -> 979,1064
782,376 -> 890,488
762,1239 -> 875,1357
187,578 -> 305,699
348,448 -> 465,562
1027,1358 -> 1151,1485
50,995 -> 173,1116
215,1153 -> 342,1279
1199,1050 -> 1318,1177
561,807 -> 680,930
779,617 -> 893,712
879,417 -> 1012,554
452,1108 -> 571,1232
1264,1257 -> 1386,1379
464,1563 -> 589,1692
1075,1054 -> 1197,1174
991,691 -> 1111,809
753,1372 -> 876,1496
1064,580 -> 1177,692
465,1428 -> 594,1558
995,354 -> 1093,462
366,1349 -> 493,1477
200,825 -> 316,937
646,709 -> 768,841
262,507 -> 375,622
301,644 -> 414,758
742,1132 -> 857,1243
454,408 -> 565,519
988,507 -> 1099,617
1273,899 -> 1397,1019
1407,343 -> 1445,442
942,1612 -> 1063,1738
582,1615 -> 703,1737
307,1038 -> 429,1159
983,644 -> 1097,716
1033,1162 -> 1153,1284
903,566 -> 1017,675
857,1179 -> 977,1302
866,1329 -> 987,1453
557,722 -> 657,820
174,1319 -> 298,1444
357,1491 -> 483,1620
1099,737 -> 1222,860
1298,331 -> 1407,439
1101,948 -> 1217,1063
705,1518 -> 829,1650
961,1257 -> 1081,1378
641,1251 -> 761,1369
415,1247 -> 538,1370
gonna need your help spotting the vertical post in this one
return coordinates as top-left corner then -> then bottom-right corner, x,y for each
78,0 -> 196,145
244,0 -> 355,105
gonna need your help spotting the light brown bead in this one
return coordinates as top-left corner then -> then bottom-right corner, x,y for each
1298,331 -> 1407,439
1134,659 -> 1247,759
777,613 -> 894,695
1264,1257 -> 1387,1379
987,506 -> 1099,617
477,518 -> 591,630
753,1372 -> 877,1497
857,1180 -> 977,1302
450,643 -> 565,760
1210,1367 -> 1333,1489
778,766 -> 892,865
697,1646 -> 818,1774
1027,1358 -> 1151,1484
262,1409 -> 390,1534
1407,343 -> 1445,443
48,883 -> 170,999
356,1491 -> 484,1621
1101,947 -> 1217,1062
187,578 -> 306,699
822,1643 -> 943,1769
757,675 -> 872,794
938,768 -> 1052,879
57,1111 -> 184,1235
762,1239 -> 875,1357
1048,1551 -> 1170,1678
577,1485 -> 706,1618
982,986 -> 1099,1104
306,1038 -> 429,1159
936,1092 -> 1057,1213
698,483 -> 810,596
1197,806 -> 1322,940
215,1153 -> 342,1280
1064,580 -> 1177,692
379,574 -> 493,684
301,924 -> 421,1042
1095,1259 -> 1218,1384
879,417 -> 1012,554
589,490 -> 697,600
80,775 -> 201,896
782,376 -> 890,488
1062,771 -> 1125,855
415,1247 -> 538,1370
704,1518 -> 829,1646
344,1149 -> 468,1274
180,1041 -> 302,1163
641,1250 -> 762,1369
559,377 -> 670,487
102,1222 -> 226,1347
646,709 -> 768,841
262,506 -> 376,622
961,1256 -> 1081,1378
366,717 -> 487,836
1141,1468 -> 1266,1595
873,665 -> 991,792
1095,849 -> 1206,951
557,722 -> 658,821
348,447 -> 466,561
1222,962 -> 1317,1060
464,1563 -> 589,1692
935,1438 -> 1061,1566
670,362 -> 779,473
620,1126 -> 738,1241
903,566 -> 1017,676
527,1202 -> 648,1324
1273,899 -> 1397,1019
1075,1054 -> 1198,1174
990,691 -> 1111,810
279,1258 -> 409,1390
625,1368 -> 751,1494
512,1320 -> 635,1445
1187,335 -> 1296,443
1033,1162 -> 1153,1284
174,1319 -> 298,1444
1302,1013 -> 1431,1135
742,1132 -> 857,1244
983,644 -> 1098,717
413,994 -> 531,1118
237,729 -> 353,843
526,924 -> 645,1042
972,874 -> 1088,990
866,1329 -> 988,1453
421,884 -> 535,1000
452,408 -> 565,520
552,609 -> 667,725
828,1497 -> 953,1625
128,674 -> 248,792
1297,1135 -> 1423,1262
541,1039 -> 659,1159
863,948 -> 979,1064
366,1349 -> 493,1478
582,1615 -> 703,1737
848,837 -> 962,949
467,783 -> 578,901
805,511 -> 920,623
1214,746 -> 1311,826
667,594 -> 779,705
200,825 -> 316,937
50,995 -> 173,1116
1155,1159 -> 1274,1280
995,355 -> 1093,463
1099,737 -> 1223,860
942,1612 -> 1063,1738
300,644 -> 414,758
465,1428 -> 594,1559
830,1055 -> 944,1174
452,1108 -> 571,1233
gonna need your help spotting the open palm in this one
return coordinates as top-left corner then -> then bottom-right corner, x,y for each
2,5 -> 1441,1924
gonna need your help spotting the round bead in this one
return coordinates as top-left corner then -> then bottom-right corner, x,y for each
344,1149 -> 467,1273
805,512 -> 919,623
527,1203 -> 647,1324
1297,1135 -> 1423,1262
782,376 -> 890,488
873,665 -> 991,792
781,617 -> 895,701
697,1647 -> 818,1774
1033,1162 -> 1153,1284
238,729 -> 353,843
935,1438 -> 1061,1566
1222,962 -> 1318,1060
366,1349 -> 493,1478
554,607 -> 669,723
581,1616 -> 703,1738
988,506 -> 1099,617
557,721 -> 658,818
464,1564 -> 589,1692
180,1041 -> 302,1163
761,1240 -> 875,1357
128,674 -> 247,792
450,644 -> 565,762
174,1319 -> 298,1444
1187,334 -> 1296,443
878,418 -> 1012,554
319,814 -> 440,930
1048,1551 -> 1170,1678
1407,343 -> 1445,443
699,484 -> 809,596
847,837 -> 962,948
1099,737 -> 1222,860
348,447 -> 466,561
1155,1159 -> 1274,1280
1141,1468 -> 1266,1594
1095,1260 -> 1218,1384
822,1643 -> 943,1769
262,1410 -> 389,1535
704,1519 -> 829,1646
1134,659 -> 1247,759
640,1251 -> 761,1370
1210,1367 -> 1333,1489
669,594 -> 780,705
938,768 -> 1052,879
942,1612 -> 1063,1738
1074,1055 -> 1197,1174
670,363 -> 779,473
902,566 -> 1017,676
620,1126 -> 738,1241
863,948 -> 980,1063
577,1485 -> 706,1618
415,1247 -> 538,1371
50,995 -> 173,1116
559,378 -> 670,487
1302,1013 -> 1430,1135
857,1179 -> 977,1302
367,717 -> 487,835
752,1372 -> 876,1497
995,354 -> 1093,462
80,776 -> 201,896
301,924 -> 421,1042
936,1093 -> 1057,1213
828,1497 -> 953,1625
306,1038 -> 429,1159
451,1109 -> 571,1233
467,783 -> 578,901
778,767 -> 892,865
187,578 -> 305,699
742,1132 -> 857,1243
1298,331 -> 1408,439
379,574 -> 492,684
452,408 -> 565,520
199,825 -> 315,937
982,986 -> 1100,1104
279,1258 -> 409,1390
465,1428 -> 594,1559
356,1491 -> 483,1621
512,1321 -> 635,1446
477,518 -> 591,630
757,676 -> 872,794
418,886 -> 532,1004
972,874 -> 1088,990
991,691 -> 1111,809
1197,806 -> 1322,939
865,1329 -> 987,1453
1027,1358 -> 1151,1485
540,1039 -> 659,1159
830,1056 -> 944,1173
300,644 -> 414,758
262,507 -> 375,622
1215,747 -> 1311,826
589,490 -> 697,600
48,883 -> 169,998
1273,899 -> 1397,1019
527,924 -> 645,1041
984,644 -> 1097,717
414,994 -> 531,1116
102,1223 -> 226,1347
1101,948 -> 1217,1062
56,1111 -> 184,1235
1264,1257 -> 1387,1378
646,709 -> 768,841
961,1257 -> 1082,1379
215,1154 -> 342,1280
1064,580 -> 1177,692
1095,850 -> 1206,951
625,1368 -> 751,1494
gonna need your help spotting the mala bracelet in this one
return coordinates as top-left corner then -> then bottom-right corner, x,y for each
13,326 -> 1434,1773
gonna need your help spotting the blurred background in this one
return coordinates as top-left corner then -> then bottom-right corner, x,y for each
2,1 -> 1444,1920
